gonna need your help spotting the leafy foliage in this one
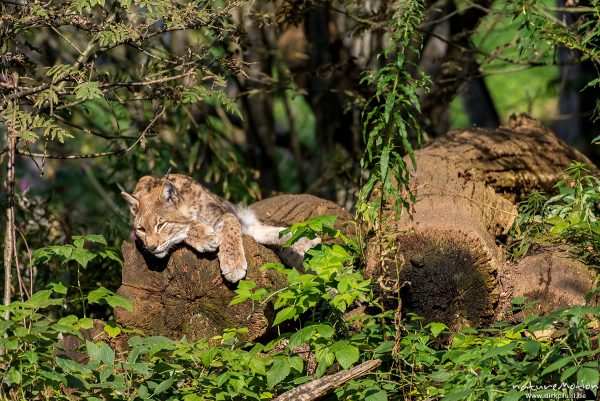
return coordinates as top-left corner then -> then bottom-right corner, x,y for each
510,162 -> 600,266
357,0 -> 430,228
1,224 -> 599,400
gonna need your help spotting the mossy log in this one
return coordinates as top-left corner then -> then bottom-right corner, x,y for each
365,115 -> 597,329
115,195 -> 352,341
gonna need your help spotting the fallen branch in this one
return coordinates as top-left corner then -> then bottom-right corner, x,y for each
272,359 -> 382,401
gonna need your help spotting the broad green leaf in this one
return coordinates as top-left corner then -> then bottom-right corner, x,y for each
152,377 -> 175,396
103,321 -> 122,337
427,322 -> 448,338
99,341 -> 115,366
522,339 -> 540,357
106,295 -> 133,311
267,359 -> 290,388
443,388 -> 474,401
334,343 -> 359,370
79,317 -> 94,329
577,367 -> 599,392
273,306 -> 297,326
364,389 -> 387,401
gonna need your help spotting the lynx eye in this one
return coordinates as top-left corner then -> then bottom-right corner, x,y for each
136,227 -> 146,234
156,222 -> 167,232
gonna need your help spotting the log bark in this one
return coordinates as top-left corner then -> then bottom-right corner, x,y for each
426,114 -> 598,202
366,115 -> 598,329
498,245 -> 598,320
115,194 -> 353,341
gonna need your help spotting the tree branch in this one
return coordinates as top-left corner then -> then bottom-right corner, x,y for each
272,359 -> 382,401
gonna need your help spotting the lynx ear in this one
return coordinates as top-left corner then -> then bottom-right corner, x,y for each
120,190 -> 140,215
162,179 -> 178,203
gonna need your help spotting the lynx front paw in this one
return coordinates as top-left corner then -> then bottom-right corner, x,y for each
219,254 -> 247,283
185,222 -> 220,253
218,241 -> 247,283
190,235 -> 220,253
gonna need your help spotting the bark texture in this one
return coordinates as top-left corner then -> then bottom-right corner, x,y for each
498,245 -> 598,320
116,194 -> 353,341
427,114 -> 598,202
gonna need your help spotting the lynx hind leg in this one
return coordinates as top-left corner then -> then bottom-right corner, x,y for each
247,223 -> 321,269
216,213 -> 247,283
184,221 -> 219,253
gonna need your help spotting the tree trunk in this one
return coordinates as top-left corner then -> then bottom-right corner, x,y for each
365,115 -> 598,329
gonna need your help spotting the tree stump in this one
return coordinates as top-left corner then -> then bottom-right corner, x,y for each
115,238 -> 285,342
365,115 -> 598,329
115,195 -> 353,341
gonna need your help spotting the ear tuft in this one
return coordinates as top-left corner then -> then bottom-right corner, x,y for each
120,191 -> 139,215
162,179 -> 178,203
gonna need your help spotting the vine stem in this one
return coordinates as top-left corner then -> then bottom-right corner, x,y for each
3,78 -> 17,324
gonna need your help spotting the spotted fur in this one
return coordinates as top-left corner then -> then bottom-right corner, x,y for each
121,174 -> 318,283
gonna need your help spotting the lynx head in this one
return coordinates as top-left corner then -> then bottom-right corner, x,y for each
120,175 -> 190,258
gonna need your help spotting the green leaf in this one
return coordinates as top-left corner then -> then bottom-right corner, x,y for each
316,324 -> 335,338
523,339 -> 540,357
502,390 -> 526,401
106,294 -> 133,311
79,317 -> 94,329
481,343 -> 517,360
541,356 -> 575,376
249,358 -> 267,376
267,359 -> 290,388
379,146 -> 390,183
4,367 -> 21,385
334,343 -> 359,370
364,389 -> 387,401
183,395 -> 204,401
103,321 -> 122,337
152,377 -> 175,396
560,365 -> 579,382
75,81 -> 103,101
50,282 -> 68,294
273,306 -> 297,326
577,367 -> 599,393
443,388 -> 474,401
288,356 -> 303,373
87,287 -> 112,304
99,341 -> 115,366
70,248 -> 96,268
427,322 -> 448,338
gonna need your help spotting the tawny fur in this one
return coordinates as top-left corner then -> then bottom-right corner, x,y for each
121,174 -> 318,283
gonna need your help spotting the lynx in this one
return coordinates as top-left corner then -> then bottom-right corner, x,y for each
120,173 -> 317,283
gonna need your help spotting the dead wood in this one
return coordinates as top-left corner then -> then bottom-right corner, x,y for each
426,114 -> 598,202
272,359 -> 381,401
498,245 -> 598,320
365,115 -> 598,329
